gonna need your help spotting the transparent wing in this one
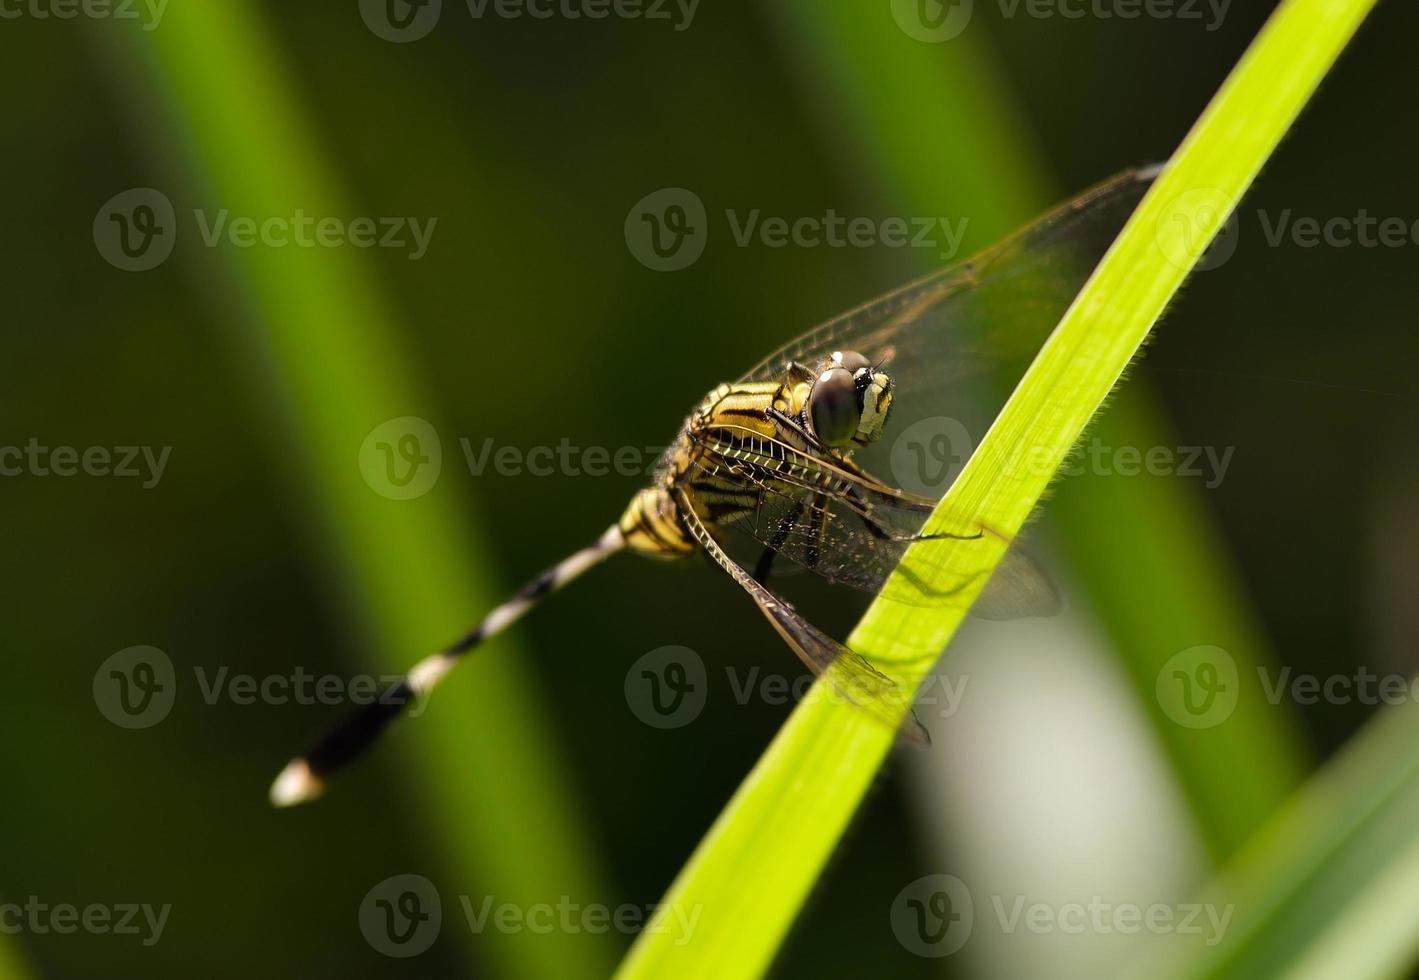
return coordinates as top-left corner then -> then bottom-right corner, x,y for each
674,487 -> 928,743
717,168 -> 1157,612
738,168 -> 1157,396
739,168 -> 1156,507
690,428 -> 1057,614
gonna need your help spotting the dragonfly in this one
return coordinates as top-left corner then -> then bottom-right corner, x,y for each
270,166 -> 1158,806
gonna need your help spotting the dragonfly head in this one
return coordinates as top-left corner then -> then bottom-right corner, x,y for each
806,350 -> 895,449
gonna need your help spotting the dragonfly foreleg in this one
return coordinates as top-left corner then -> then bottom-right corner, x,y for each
753,497 -> 805,584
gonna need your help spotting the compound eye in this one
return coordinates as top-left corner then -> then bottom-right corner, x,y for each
833,350 -> 872,374
809,368 -> 859,447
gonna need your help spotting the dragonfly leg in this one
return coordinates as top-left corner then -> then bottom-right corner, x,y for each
846,492 -> 983,545
806,492 -> 828,570
674,487 -> 928,744
753,497 -> 806,584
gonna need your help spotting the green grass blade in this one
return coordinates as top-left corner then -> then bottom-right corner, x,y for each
1134,695 -> 1419,980
775,0 -> 1308,859
617,1 -> 1375,976
115,6 -> 614,978
0,941 -> 33,980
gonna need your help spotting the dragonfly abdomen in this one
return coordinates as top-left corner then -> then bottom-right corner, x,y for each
619,486 -> 696,558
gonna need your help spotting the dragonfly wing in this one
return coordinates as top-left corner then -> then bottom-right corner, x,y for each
706,169 -> 1156,616
737,168 -> 1156,396
736,168 -> 1157,512
674,487 -> 928,743
689,433 -> 1058,617
957,545 -> 1060,620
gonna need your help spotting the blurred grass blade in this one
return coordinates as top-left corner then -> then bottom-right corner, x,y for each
113,5 -> 613,978
0,939 -> 33,980
617,0 -> 1374,976
1135,695 -> 1419,980
775,0 -> 1308,864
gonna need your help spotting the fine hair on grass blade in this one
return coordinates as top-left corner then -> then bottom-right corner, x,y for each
616,0 -> 1378,976
772,0 -> 1307,865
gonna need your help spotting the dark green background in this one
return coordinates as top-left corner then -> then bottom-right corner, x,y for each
1,1 -> 1414,977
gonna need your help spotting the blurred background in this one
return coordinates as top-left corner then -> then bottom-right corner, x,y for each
1,1 -> 1415,977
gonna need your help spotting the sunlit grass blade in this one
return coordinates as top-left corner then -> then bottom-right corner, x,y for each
775,0 -> 1308,860
111,6 -> 614,978
618,0 -> 1376,976
1131,693 -> 1419,980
